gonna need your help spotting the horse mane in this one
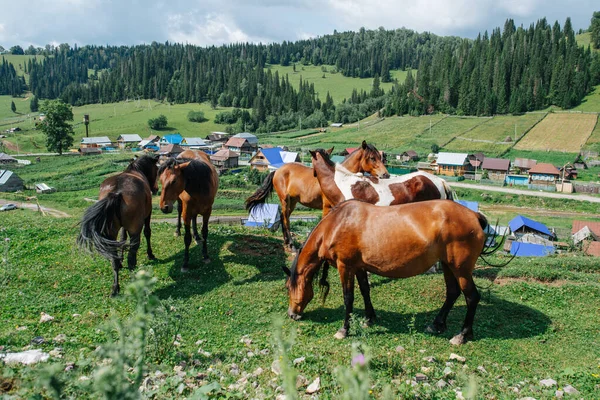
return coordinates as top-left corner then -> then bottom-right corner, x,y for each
159,157 -> 215,195
126,155 -> 158,181
314,148 -> 336,167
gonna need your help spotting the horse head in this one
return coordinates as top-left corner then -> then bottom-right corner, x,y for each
355,140 -> 390,179
129,154 -> 160,195
158,158 -> 188,214
283,253 -> 315,321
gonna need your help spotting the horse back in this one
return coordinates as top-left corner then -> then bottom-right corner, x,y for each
274,163 -> 323,208
99,172 -> 153,232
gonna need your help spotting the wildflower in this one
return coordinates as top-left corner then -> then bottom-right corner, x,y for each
352,353 -> 366,367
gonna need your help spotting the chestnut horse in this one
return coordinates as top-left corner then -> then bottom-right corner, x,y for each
159,155 -> 219,271
78,154 -> 159,296
283,200 -> 488,345
245,141 -> 389,248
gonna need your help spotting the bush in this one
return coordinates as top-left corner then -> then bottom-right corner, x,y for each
148,114 -> 168,130
187,110 -> 206,123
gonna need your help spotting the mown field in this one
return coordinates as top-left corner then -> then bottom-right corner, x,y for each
1,153 -> 600,398
515,113 -> 599,152
265,64 -> 409,103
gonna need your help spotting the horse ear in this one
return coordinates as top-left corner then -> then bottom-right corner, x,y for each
326,147 -> 334,156
282,266 -> 291,277
362,140 -> 367,150
309,150 -> 317,159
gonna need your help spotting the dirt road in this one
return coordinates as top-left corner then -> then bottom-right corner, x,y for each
449,182 -> 600,204
0,199 -> 70,218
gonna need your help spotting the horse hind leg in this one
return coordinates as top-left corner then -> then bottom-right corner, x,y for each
144,216 -> 156,261
280,196 -> 297,250
356,269 -> 376,325
192,216 -> 201,245
127,232 -> 141,271
450,273 -> 480,345
334,264 -> 355,340
426,262 -> 461,335
174,200 -> 182,237
200,212 -> 211,263
110,257 -> 122,297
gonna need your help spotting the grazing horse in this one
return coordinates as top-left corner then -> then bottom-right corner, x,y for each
172,150 -> 214,242
309,148 -> 453,215
78,154 -> 159,297
283,200 -> 488,345
159,156 -> 219,271
245,141 -> 389,248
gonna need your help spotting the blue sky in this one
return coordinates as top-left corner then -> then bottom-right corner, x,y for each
0,0 -> 598,48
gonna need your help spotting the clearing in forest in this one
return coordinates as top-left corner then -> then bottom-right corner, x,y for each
515,113 -> 598,152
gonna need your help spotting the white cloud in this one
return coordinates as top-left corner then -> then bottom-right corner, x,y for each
166,12 -> 260,46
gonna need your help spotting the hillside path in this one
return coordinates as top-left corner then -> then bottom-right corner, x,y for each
449,182 -> 600,204
0,199 -> 70,217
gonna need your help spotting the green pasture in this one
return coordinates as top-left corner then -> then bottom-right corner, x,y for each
406,116 -> 489,153
583,116 -> 600,152
265,64 -> 409,103
0,54 -> 42,84
573,84 -> 600,112
501,149 -> 579,165
1,208 -> 599,398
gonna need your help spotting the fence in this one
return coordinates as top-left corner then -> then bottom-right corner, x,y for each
573,183 -> 600,194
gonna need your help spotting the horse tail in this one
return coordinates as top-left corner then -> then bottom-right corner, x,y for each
77,192 -> 127,259
477,212 -> 517,268
245,171 -> 276,211
442,180 -> 455,200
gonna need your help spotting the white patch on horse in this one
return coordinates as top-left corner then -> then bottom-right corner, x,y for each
333,166 -> 449,204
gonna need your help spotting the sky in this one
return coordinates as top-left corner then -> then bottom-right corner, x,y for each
0,0 -> 598,49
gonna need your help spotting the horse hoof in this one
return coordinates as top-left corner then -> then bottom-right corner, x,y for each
450,334 -> 467,345
426,323 -> 446,334
203,257 -> 211,264
334,329 -> 347,340
181,266 -> 190,273
148,254 -> 156,261
425,325 -> 437,334
174,231 -> 181,237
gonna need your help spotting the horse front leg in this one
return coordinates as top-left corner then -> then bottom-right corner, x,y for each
334,266 -> 355,340
280,196 -> 297,250
192,216 -> 201,245
127,232 -> 141,271
174,199 -> 182,237
450,274 -> 480,345
182,221 -> 192,273
426,263 -> 461,335
144,216 -> 156,261
110,257 -> 122,297
119,228 -> 127,260
356,269 -> 376,325
200,211 -> 211,263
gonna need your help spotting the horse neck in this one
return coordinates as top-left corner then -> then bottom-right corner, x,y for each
126,161 -> 153,184
341,150 -> 363,173
314,158 -> 345,204
291,233 -> 322,287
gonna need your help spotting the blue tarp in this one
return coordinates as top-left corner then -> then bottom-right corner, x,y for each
244,203 -> 281,229
456,200 -> 479,212
510,241 -> 555,257
509,215 -> 552,236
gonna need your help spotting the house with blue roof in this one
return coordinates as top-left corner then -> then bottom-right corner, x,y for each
159,133 -> 183,146
249,148 -> 289,171
509,215 -> 554,240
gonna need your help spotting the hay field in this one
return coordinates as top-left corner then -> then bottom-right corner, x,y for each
515,113 -> 598,152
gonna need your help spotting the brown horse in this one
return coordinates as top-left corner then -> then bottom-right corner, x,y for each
283,200 -> 489,345
159,155 -> 219,271
309,148 -> 453,215
78,154 -> 159,296
245,141 -> 389,248
173,150 -> 214,241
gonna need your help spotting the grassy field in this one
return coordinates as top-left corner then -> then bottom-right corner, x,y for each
0,54 -> 43,84
573,84 -> 600,112
445,113 -> 546,156
266,64 -> 409,103
406,116 -> 489,153
515,113 -> 598,152
583,115 -> 600,152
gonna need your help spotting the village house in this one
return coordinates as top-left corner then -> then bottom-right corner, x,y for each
117,134 -> 143,149
79,147 -> 102,155
435,152 -> 469,176
528,163 -> 560,191
481,157 -> 511,181
138,135 -> 161,151
232,132 -> 258,147
399,150 -> 419,162
249,148 -> 301,171
210,149 -> 239,170
158,144 -> 184,157
159,133 -> 183,147
80,136 -> 112,149
0,170 -> 24,192
513,158 -> 537,174
206,132 -> 230,142
509,215 -> 554,241
0,153 -> 18,164
571,220 -> 600,257
224,137 -> 255,155
181,137 -> 209,149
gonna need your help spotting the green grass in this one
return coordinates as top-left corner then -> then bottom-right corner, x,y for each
0,93 -> 33,122
574,85 -> 600,113
583,115 -> 600,152
576,32 -> 599,53
266,64 -> 409,103
407,116 -> 489,153
1,210 -> 600,398
502,149 -> 579,165
0,54 -> 43,84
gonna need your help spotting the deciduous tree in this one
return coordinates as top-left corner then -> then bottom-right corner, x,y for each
37,100 -> 74,155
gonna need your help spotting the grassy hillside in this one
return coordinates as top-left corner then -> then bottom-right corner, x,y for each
515,113 -> 598,152
266,64 -> 409,103
0,54 -> 44,84
573,84 -> 600,112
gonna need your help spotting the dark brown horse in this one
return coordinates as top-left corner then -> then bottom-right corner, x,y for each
159,155 -> 219,271
284,200 -> 489,345
78,154 -> 159,297
245,141 -> 389,248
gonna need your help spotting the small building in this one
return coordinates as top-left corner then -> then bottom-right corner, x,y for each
206,132 -> 230,142
0,170 -> 24,192
232,132 -> 258,147
159,133 -> 183,146
559,165 -> 578,180
158,144 -> 184,157
181,137 -> 208,149
528,163 -> 560,191
505,174 -> 529,186
509,215 -> 554,240
79,147 -> 102,156
210,149 -> 239,169
330,123 -> 344,128
399,150 -> 419,162
513,158 -> 537,174
224,137 -> 255,155
573,154 -> 588,170
250,148 -> 285,171
81,136 -> 111,149
435,152 -> 469,176
35,183 -> 56,194
571,220 -> 600,256
0,153 -> 18,164
416,161 -> 435,173
481,158 -> 511,181
117,134 -> 143,149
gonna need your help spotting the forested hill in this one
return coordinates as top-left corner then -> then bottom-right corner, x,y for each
3,16 -> 600,133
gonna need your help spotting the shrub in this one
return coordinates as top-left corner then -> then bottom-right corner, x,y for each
187,110 -> 206,123
148,114 -> 168,130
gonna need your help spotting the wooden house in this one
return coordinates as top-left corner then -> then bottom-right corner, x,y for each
158,144 -> 184,157
249,148 -> 284,171
224,137 -> 255,155
509,215 -> 554,241
528,163 -> 560,191
210,149 -> 239,169
206,132 -> 230,142
80,136 -> 111,149
117,134 -> 143,149
481,158 -> 511,181
0,153 -> 18,164
0,170 -> 24,192
513,158 -> 537,174
159,133 -> 183,147
435,152 -> 468,176
399,150 -> 418,162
